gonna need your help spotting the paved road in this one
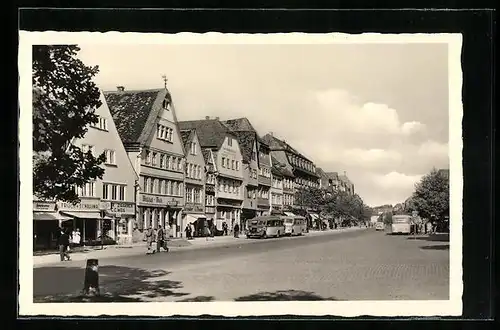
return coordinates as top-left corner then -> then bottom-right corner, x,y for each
33,229 -> 449,302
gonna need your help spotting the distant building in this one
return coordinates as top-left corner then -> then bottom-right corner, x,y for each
338,171 -> 355,195
105,86 -> 186,238
180,129 -> 206,233
270,157 -> 285,214
222,118 -> 272,217
179,118 -> 245,232
438,168 -> 450,179
261,133 -> 320,211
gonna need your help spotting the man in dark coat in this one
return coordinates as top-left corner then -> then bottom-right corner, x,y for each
156,225 -> 167,252
57,229 -> 71,261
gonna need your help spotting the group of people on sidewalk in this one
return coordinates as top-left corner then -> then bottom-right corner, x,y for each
56,227 -> 82,262
144,225 -> 169,254
184,221 -> 242,240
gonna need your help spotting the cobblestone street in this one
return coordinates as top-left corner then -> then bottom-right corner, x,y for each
33,229 -> 449,302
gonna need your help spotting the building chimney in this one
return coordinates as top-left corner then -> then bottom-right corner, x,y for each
215,116 -> 220,120
117,86 -> 125,92
205,116 -> 210,120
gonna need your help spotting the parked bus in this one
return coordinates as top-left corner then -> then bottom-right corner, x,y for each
283,216 -> 307,236
246,216 -> 285,239
391,215 -> 412,234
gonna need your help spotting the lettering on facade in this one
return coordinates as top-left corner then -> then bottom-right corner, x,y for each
185,203 -> 204,213
140,194 -> 180,207
110,202 -> 135,216
33,201 -> 56,212
58,198 -> 100,211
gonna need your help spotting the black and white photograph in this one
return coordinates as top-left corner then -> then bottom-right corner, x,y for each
19,32 -> 463,317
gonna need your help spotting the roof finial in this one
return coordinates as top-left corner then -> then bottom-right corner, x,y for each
162,74 -> 168,89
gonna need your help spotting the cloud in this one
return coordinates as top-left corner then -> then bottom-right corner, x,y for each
342,148 -> 403,169
402,121 -> 426,136
417,140 -> 449,158
372,171 -> 423,190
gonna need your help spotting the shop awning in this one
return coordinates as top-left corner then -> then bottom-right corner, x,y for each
186,214 -> 206,223
60,211 -> 112,220
33,212 -> 71,221
309,213 -> 319,220
284,212 -> 296,217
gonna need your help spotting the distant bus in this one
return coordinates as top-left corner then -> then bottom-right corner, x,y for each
283,216 -> 307,236
391,215 -> 412,234
246,216 -> 285,239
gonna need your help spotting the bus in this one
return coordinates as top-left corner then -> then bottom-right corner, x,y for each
391,215 -> 412,234
283,216 -> 307,236
246,216 -> 285,239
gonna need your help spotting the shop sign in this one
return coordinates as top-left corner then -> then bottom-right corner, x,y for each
33,201 -> 56,212
57,198 -> 100,211
140,194 -> 181,207
185,203 -> 204,213
110,202 -> 135,216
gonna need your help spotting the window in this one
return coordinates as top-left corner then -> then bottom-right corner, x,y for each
172,182 -> 178,196
194,189 -> 200,203
152,152 -> 157,166
145,150 -> 151,165
190,142 -> 197,155
77,181 -> 95,197
186,187 -> 192,202
91,116 -> 108,131
178,158 -> 183,171
111,184 -> 118,200
178,182 -> 183,196
167,181 -> 172,195
171,157 -> 177,171
146,177 -> 152,193
232,160 -> 235,170
166,156 -> 171,169
197,166 -> 201,179
236,161 -> 239,171
221,157 -> 226,168
228,138 -> 233,146
159,154 -> 165,168
104,149 -> 116,165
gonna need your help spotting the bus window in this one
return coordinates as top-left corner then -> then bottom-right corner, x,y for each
284,218 -> 293,224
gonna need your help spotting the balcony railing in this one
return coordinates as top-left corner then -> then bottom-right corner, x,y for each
258,175 -> 271,186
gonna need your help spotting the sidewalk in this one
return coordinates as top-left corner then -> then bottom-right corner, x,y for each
33,226 -> 366,267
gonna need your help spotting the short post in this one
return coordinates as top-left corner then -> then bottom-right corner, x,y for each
83,259 -> 100,296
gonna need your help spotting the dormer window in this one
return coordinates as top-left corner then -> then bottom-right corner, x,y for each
162,99 -> 171,111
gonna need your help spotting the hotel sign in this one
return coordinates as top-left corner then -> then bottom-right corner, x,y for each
140,194 -> 181,207
57,198 -> 100,212
33,201 -> 56,212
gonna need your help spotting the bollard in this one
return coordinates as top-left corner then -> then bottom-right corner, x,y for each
83,259 -> 100,296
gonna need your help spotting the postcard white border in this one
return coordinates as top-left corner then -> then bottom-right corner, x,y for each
19,32 -> 463,317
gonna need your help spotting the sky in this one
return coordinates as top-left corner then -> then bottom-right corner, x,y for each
77,42 -> 450,207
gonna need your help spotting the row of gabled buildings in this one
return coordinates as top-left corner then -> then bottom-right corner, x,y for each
33,85 -> 355,249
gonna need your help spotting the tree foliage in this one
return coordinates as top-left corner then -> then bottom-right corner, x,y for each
33,45 -> 106,203
296,187 -> 372,224
411,168 -> 449,222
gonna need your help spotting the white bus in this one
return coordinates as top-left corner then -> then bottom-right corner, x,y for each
283,216 -> 307,236
391,215 -> 412,234
246,216 -> 285,239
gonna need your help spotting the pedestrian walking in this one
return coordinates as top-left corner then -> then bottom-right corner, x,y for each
190,222 -> 196,238
57,229 -> 71,261
156,225 -> 168,252
204,225 -> 211,241
234,223 -> 240,238
73,228 -> 81,247
145,226 -> 154,254
426,221 -> 432,235
222,222 -> 228,236
210,222 -> 216,239
185,223 -> 192,239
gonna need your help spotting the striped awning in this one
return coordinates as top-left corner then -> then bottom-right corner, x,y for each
284,212 -> 296,217
60,211 -> 112,220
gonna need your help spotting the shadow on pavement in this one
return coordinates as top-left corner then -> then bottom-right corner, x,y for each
176,295 -> 215,302
234,290 -> 339,301
420,244 -> 450,251
34,265 -> 190,302
407,234 -> 449,242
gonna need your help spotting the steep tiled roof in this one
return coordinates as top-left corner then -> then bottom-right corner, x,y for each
316,167 -> 330,180
326,172 -> 339,180
179,129 -> 194,153
178,119 -> 235,150
222,117 -> 257,132
202,149 -> 213,164
230,131 -> 256,163
271,156 -> 294,177
262,134 -> 302,158
104,89 -> 165,145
